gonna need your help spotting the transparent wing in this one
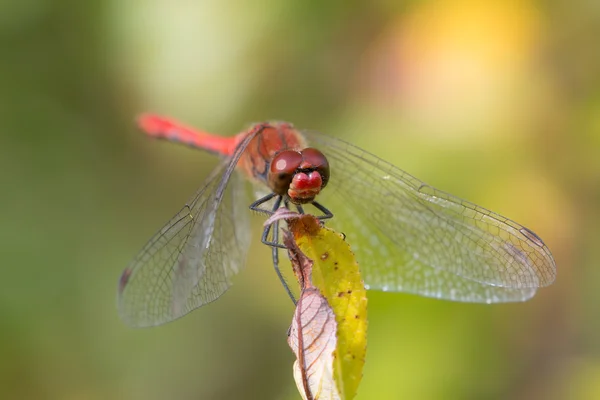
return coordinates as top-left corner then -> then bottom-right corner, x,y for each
304,132 -> 556,303
117,135 -> 254,327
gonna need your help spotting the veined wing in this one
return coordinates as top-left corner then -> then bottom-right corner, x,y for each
117,133 -> 256,327
304,132 -> 556,303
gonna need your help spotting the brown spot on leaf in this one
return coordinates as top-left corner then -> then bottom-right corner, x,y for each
288,214 -> 321,239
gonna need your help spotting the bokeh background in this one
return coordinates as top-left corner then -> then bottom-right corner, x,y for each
1,0 -> 599,399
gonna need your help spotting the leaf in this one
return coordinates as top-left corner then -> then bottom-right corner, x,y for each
283,213 -> 368,400
288,286 -> 339,400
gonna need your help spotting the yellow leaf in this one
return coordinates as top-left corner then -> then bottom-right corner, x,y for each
286,214 -> 368,400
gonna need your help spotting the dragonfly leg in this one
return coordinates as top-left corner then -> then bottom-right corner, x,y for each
293,201 -> 332,221
271,218 -> 297,305
249,192 -> 278,215
260,195 -> 287,249
311,201 -> 334,220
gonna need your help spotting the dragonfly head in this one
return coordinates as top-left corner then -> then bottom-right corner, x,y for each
268,147 -> 330,204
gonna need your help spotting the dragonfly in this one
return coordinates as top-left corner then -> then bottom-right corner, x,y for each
117,114 -> 557,328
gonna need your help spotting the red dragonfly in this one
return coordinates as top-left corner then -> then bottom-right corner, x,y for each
117,114 -> 556,327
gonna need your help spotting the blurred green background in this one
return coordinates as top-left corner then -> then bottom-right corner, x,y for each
1,0 -> 598,399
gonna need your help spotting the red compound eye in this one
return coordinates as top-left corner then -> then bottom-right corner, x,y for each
268,150 -> 303,195
300,148 -> 330,188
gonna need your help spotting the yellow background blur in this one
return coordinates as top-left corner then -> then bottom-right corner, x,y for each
1,1 -> 598,399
